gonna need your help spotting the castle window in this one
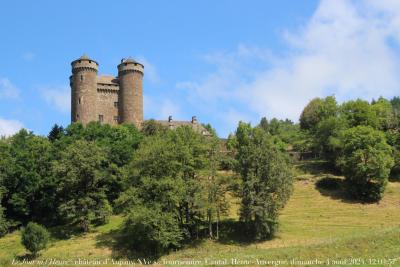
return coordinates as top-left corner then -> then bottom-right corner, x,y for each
113,116 -> 119,123
77,114 -> 79,119
98,114 -> 104,123
80,75 -> 84,81
114,101 -> 118,108
78,98 -> 81,104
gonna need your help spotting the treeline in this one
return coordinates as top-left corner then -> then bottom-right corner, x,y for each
0,95 -> 398,256
251,96 -> 400,202
0,120 -> 293,256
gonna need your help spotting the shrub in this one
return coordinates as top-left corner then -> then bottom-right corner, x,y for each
21,222 -> 50,256
122,205 -> 183,256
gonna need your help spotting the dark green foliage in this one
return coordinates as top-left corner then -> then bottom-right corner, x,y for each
371,97 -> 396,130
338,126 -> 394,201
48,124 -> 65,142
0,206 -> 9,237
21,222 -> 50,255
234,122 -> 293,240
124,126 -> 210,238
54,140 -> 111,232
1,130 -> 56,224
314,116 -> 346,166
340,99 -> 378,129
122,205 -> 183,256
140,119 -> 167,136
300,96 -> 338,131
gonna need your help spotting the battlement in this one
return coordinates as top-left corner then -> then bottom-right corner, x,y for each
71,55 -> 98,73
118,58 -> 144,75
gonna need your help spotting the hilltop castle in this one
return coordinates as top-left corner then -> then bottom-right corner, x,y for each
70,55 -> 210,135
70,55 -> 143,128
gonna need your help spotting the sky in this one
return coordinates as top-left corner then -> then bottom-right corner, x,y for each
1,0 -> 400,137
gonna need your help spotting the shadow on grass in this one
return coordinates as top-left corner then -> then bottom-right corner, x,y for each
216,219 -> 261,246
315,176 -> 381,204
315,176 -> 353,203
48,224 -> 86,240
295,159 -> 341,177
95,220 -> 259,259
16,253 -> 36,261
389,172 -> 400,182
95,228 -> 161,261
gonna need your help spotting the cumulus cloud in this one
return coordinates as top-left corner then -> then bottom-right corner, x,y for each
177,0 -> 400,131
0,78 -> 20,99
41,87 -> 70,113
0,118 -> 23,137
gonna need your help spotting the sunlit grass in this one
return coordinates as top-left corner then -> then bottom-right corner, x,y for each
1,163 -> 399,266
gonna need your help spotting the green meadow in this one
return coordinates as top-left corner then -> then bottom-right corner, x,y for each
1,162 -> 399,267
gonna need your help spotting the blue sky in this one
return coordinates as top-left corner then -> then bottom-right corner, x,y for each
1,0 -> 399,137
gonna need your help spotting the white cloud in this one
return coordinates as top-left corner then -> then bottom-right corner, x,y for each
136,57 -> 160,84
177,0 -> 400,128
0,118 -> 23,137
144,95 -> 181,120
0,78 -> 19,99
41,87 -> 70,113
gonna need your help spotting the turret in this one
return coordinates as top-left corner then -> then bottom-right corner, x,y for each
70,54 -> 98,124
117,57 -> 144,128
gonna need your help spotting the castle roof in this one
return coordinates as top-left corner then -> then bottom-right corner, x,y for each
97,75 -> 118,85
80,54 -> 90,60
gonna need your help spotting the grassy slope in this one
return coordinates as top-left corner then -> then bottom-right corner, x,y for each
1,165 -> 400,267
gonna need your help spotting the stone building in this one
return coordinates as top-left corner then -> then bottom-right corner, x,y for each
70,55 -> 210,135
70,55 -> 143,128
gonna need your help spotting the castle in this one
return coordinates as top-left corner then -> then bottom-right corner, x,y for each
70,55 -> 210,135
70,55 -> 143,128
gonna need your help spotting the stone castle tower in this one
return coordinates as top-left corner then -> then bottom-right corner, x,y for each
70,55 -> 144,127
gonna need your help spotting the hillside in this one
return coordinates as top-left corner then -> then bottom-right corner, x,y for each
1,162 -> 399,267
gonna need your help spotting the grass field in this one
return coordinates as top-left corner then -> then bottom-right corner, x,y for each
1,162 -> 399,267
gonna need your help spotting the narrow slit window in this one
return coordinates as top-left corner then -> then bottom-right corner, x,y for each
114,101 -> 118,108
98,114 -> 103,123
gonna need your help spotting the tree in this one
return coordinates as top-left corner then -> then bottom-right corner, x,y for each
371,97 -> 396,130
122,205 -> 183,256
300,96 -> 338,131
54,140 -> 111,232
1,130 -> 55,224
340,99 -> 378,129
235,122 -> 293,240
48,124 -> 65,142
140,119 -> 167,136
314,116 -> 346,167
21,222 -> 50,256
338,126 -> 394,201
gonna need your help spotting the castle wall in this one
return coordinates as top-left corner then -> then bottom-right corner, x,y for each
96,88 -> 119,125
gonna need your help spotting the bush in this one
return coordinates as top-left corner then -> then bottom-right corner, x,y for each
21,222 -> 50,256
122,205 -> 183,256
